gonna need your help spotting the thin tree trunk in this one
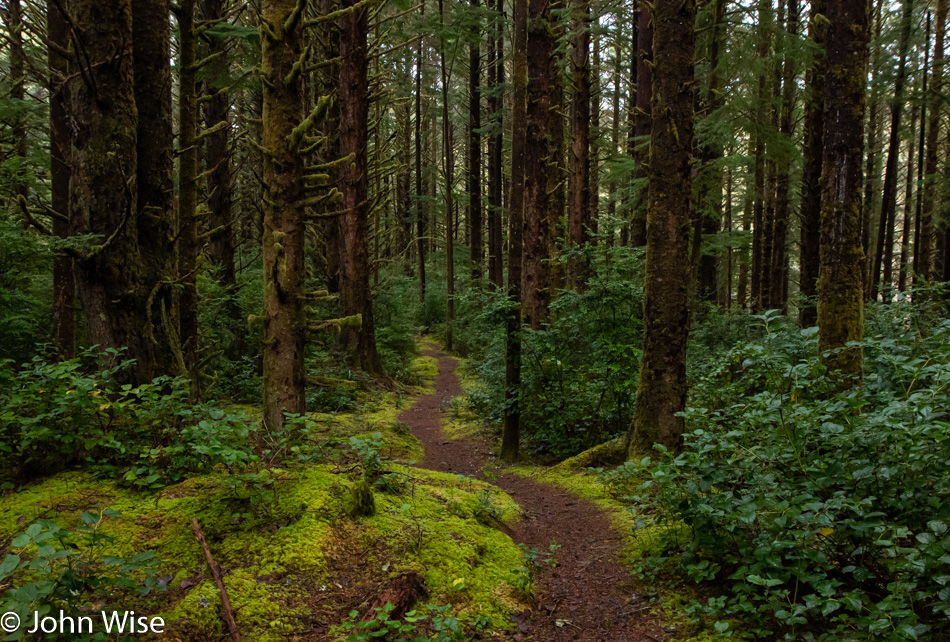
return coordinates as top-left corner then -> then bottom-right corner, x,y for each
630,1 -> 651,247
261,0 -> 307,430
919,1 -> 946,284
469,0 -> 483,281
862,0 -> 885,292
751,0 -> 771,310
178,0 -> 200,381
769,0 -> 799,312
487,0 -> 505,289
339,0 -> 383,372
568,0 -> 591,287
818,0 -> 870,380
589,31 -> 601,241
438,0 -> 456,349
871,0 -> 914,301
502,0 -> 528,462
799,0 -> 827,326
628,0 -> 696,454
898,103 -> 918,292
416,1 -> 427,302
49,0 -> 74,359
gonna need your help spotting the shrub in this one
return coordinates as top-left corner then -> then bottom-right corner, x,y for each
632,307 -> 950,640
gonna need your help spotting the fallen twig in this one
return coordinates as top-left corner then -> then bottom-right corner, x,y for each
192,518 -> 242,642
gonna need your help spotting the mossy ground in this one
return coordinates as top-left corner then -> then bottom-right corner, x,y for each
0,343 -> 525,641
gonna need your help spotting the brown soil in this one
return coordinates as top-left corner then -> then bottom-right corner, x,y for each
398,344 -> 667,642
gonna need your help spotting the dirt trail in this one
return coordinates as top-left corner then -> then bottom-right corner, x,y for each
398,344 -> 665,641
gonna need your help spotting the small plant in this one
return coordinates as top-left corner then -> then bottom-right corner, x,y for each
512,541 -> 560,598
340,602 -> 466,641
0,509 -> 166,640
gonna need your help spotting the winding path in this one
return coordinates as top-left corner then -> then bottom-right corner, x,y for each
398,344 -> 665,641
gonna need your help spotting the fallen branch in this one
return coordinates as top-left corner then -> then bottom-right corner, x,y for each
192,519 -> 242,642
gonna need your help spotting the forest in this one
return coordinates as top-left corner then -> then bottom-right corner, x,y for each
0,0 -> 948,638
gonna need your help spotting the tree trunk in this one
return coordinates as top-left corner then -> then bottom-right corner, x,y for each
49,0 -> 75,359
862,0 -> 885,293
750,0 -> 771,311
339,0 -> 383,372
438,0 -> 456,350
871,0 -> 914,301
261,0 -> 307,430
502,0 -> 528,462
918,0 -> 946,285
567,0 -> 591,287
178,0 -> 200,381
898,104 -> 918,292
468,0 -> 483,281
4,0 -> 27,201
523,0 -> 564,328
132,0 -> 186,379
769,0 -> 799,312
202,0 -> 239,311
487,0 -> 505,289
799,0 -> 827,327
589,31 -> 601,241
630,1 -> 651,247
818,0 -> 869,380
69,0 -> 149,383
628,0 -> 696,455
416,0 -> 428,301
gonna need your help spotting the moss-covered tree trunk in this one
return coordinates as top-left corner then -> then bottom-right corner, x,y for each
817,0 -> 869,379
628,0 -> 696,455
132,0 -> 187,380
523,0 -> 564,328
567,0 -> 591,287
487,0 -> 505,289
48,0 -> 75,359
339,0 -> 383,372
261,0 -> 307,430
502,0 -> 528,462
69,0 -> 149,383
799,0 -> 827,327
918,0 -> 946,285
178,0 -> 200,380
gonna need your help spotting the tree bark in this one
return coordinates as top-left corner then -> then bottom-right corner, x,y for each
918,0 -> 946,285
628,0 -> 696,455
178,0 -> 201,381
818,0 -> 869,380
630,1 -> 651,247
132,0 -> 186,379
261,0 -> 307,430
487,0 -> 505,289
438,0 -> 456,349
49,0 -> 75,359
799,0 -> 827,327
567,0 -> 591,287
69,0 -> 150,383
898,103 -> 918,292
523,0 -> 564,328
502,0 -> 528,462
468,0 -> 483,281
862,0 -> 884,292
415,1 -> 428,301
339,0 -> 383,372
871,0 -> 914,301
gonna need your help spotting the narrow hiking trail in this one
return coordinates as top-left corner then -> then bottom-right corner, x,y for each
398,344 -> 667,642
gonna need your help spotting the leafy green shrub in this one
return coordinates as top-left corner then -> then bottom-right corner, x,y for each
633,308 -> 950,640
0,349 -> 257,486
0,509 -> 165,641
341,602 -> 467,641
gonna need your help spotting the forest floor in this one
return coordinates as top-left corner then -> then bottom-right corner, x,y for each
399,343 -> 669,641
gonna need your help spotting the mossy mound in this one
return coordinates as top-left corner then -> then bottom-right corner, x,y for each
0,462 -> 526,640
